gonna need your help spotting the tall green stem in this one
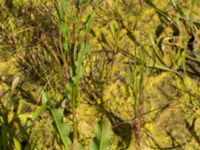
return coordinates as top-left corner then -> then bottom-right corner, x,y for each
72,84 -> 78,146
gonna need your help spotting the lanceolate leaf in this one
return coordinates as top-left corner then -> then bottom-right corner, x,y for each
60,22 -> 69,52
23,102 -> 48,129
50,108 -> 71,149
74,42 -> 90,84
76,42 -> 90,69
89,118 -> 111,150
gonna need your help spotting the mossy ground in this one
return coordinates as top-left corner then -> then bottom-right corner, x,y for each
0,0 -> 200,149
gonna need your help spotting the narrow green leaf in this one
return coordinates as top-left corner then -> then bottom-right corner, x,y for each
1,121 -> 9,150
74,42 -> 90,84
89,118 -> 111,150
50,108 -> 71,149
60,0 -> 68,12
149,33 -> 166,66
85,11 -> 96,33
31,103 -> 48,121
76,42 -> 90,68
23,103 -> 48,132
55,5 -> 64,22
109,23 -> 117,41
189,0 -> 196,20
13,138 -> 21,150
55,0 -> 68,22
60,23 -> 68,51
171,0 -> 186,18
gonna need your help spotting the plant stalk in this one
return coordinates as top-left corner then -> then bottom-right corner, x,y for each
72,84 -> 78,146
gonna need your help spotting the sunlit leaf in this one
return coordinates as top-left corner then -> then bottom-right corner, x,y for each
11,76 -> 20,94
13,137 -> 21,150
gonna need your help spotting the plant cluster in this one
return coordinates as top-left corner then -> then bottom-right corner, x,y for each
0,0 -> 200,149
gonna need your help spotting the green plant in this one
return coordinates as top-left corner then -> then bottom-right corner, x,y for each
55,0 -> 98,148
89,117 -> 111,150
0,76 -> 22,150
50,108 -> 72,149
1,0 -> 200,149
127,32 -> 146,141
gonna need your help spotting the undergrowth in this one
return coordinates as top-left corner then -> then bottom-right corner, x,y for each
0,0 -> 200,149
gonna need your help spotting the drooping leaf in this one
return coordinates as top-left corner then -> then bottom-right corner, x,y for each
21,103 -> 48,134
89,118 -> 111,150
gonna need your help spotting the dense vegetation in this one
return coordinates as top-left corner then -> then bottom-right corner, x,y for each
0,0 -> 200,149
